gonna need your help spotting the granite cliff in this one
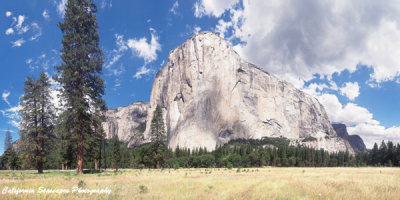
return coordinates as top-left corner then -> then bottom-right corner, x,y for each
102,101 -> 149,147
332,124 -> 367,151
137,32 -> 355,154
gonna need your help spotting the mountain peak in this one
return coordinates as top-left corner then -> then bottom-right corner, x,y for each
144,32 -> 354,154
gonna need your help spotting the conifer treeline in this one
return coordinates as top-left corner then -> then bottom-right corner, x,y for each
127,139 -> 400,168
4,136 -> 399,170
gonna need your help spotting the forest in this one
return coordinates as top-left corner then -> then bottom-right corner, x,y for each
2,132 -> 400,171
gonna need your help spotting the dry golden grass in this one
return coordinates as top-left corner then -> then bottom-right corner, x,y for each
0,167 -> 400,200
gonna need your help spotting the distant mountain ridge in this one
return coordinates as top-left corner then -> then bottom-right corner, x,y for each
332,124 -> 367,151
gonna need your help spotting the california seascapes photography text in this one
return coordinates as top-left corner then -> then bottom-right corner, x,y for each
2,186 -> 112,195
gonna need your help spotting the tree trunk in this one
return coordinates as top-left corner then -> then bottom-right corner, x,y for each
77,140 -> 84,174
62,161 -> 65,170
156,159 -> 160,169
95,159 -> 98,170
37,159 -> 43,174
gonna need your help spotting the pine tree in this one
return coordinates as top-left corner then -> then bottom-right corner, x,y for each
19,72 -> 55,173
112,135 -> 121,171
378,140 -> 388,165
54,111 -> 75,170
4,128 -> 12,151
55,0 -> 105,174
371,142 -> 379,165
150,104 -> 167,168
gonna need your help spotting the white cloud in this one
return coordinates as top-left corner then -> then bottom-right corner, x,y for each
111,65 -> 125,76
30,22 -> 42,41
2,91 -> 11,107
0,91 -> 21,129
104,34 -> 129,69
348,124 -> 400,149
193,26 -> 201,34
197,0 -> 400,87
340,82 -> 360,100
318,94 -> 377,126
12,15 -> 30,35
42,10 -> 49,20
127,28 -> 161,63
26,58 -> 33,64
134,66 -> 151,79
9,120 -> 19,128
5,28 -> 14,35
313,92 -> 400,148
57,0 -> 67,17
194,0 -> 239,18
302,83 -> 329,97
106,30 -> 161,79
215,19 -> 232,38
6,11 -> 12,17
15,15 -> 25,29
170,1 -> 179,15
12,39 -> 26,47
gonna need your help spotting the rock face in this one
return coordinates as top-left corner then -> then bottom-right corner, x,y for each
102,102 -> 149,147
144,31 -> 354,154
332,124 -> 367,151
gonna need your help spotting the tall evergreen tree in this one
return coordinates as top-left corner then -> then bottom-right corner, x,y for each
55,0 -> 105,174
54,111 -> 75,170
4,128 -> 12,151
150,105 -> 166,145
371,142 -> 379,165
19,72 -> 55,173
150,104 -> 167,168
112,135 -> 121,171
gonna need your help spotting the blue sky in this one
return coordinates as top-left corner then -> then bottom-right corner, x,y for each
1,0 -> 399,153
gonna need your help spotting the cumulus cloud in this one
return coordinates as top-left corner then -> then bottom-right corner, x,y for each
105,29 -> 161,79
127,29 -> 161,63
5,28 -> 14,35
194,0 -> 239,18
313,93 -> 400,148
170,1 -> 179,15
6,11 -> 12,17
42,10 -> 49,20
10,15 -> 31,35
340,82 -> 360,100
195,0 -> 400,87
215,19 -> 232,38
57,0 -> 67,17
12,39 -> 26,47
302,83 -> 329,97
193,26 -> 201,34
15,15 -> 25,29
348,124 -> 400,149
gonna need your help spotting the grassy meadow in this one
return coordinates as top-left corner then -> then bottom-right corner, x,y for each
0,167 -> 399,200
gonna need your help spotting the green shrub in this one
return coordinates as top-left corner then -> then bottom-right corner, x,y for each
173,162 -> 180,170
302,136 -> 317,142
227,162 -> 233,170
78,180 -> 86,188
139,185 -> 148,193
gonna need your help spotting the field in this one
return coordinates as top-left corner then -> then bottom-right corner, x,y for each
0,167 -> 400,200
